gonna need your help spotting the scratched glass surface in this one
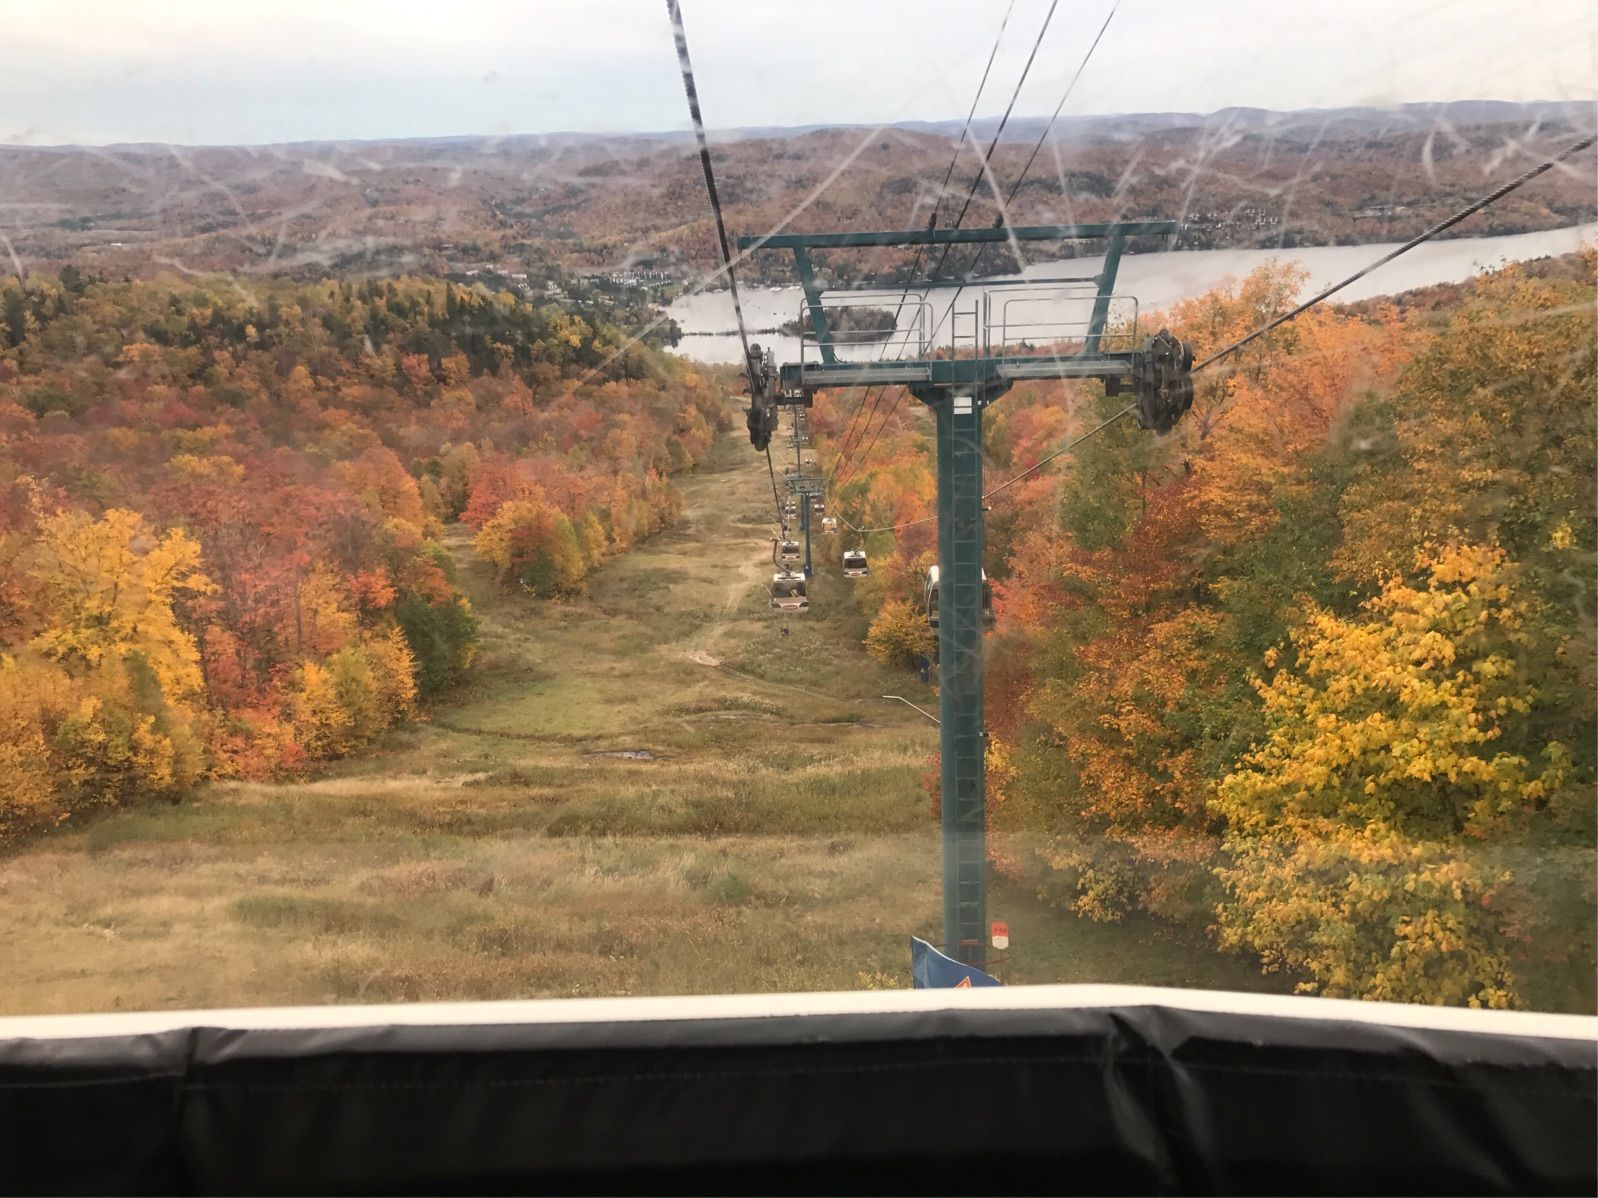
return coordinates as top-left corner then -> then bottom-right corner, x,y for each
0,0 -> 1593,1015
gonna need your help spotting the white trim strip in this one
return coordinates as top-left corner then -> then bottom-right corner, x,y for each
0,985 -> 1592,1043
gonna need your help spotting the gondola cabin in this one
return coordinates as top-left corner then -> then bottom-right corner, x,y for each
841,549 -> 868,578
924,565 -> 995,630
770,571 -> 809,612
778,538 -> 801,564
821,516 -> 838,534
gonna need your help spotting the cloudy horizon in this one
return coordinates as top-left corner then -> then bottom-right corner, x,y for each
3,0 -> 1594,149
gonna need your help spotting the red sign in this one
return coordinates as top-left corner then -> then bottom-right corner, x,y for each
991,921 -> 1010,950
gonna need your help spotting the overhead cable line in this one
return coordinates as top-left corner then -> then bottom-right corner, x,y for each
1005,1 -> 1120,206
984,402 -> 1135,499
836,0 -> 1065,491
963,0 -> 1122,279
834,384 -> 908,490
922,0 -> 1119,336
764,445 -> 785,520
665,0 -> 786,515
667,0 -> 752,368
827,0 -> 1018,487
1192,133 -> 1597,373
923,0 -> 1061,285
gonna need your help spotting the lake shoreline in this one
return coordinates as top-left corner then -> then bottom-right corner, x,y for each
668,222 -> 1597,364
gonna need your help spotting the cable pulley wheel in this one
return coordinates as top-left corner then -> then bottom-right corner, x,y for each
746,344 -> 778,450
1133,329 -> 1196,435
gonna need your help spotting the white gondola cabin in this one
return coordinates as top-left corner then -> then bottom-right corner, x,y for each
778,538 -> 801,564
821,516 -> 837,534
770,571 -> 809,612
924,565 -> 995,630
842,550 -> 868,578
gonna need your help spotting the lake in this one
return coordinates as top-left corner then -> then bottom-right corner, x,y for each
667,223 -> 1597,365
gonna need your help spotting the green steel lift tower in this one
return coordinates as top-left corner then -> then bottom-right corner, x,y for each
739,222 -> 1195,969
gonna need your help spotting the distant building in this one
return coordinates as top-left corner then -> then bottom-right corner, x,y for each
1178,206 -> 1280,236
584,268 -> 672,287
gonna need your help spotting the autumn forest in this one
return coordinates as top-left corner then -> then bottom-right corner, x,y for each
839,253 -> 1596,1009
1,271 -> 722,830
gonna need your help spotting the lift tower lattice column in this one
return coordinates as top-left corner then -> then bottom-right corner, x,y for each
928,382 -> 994,961
739,221 -> 1194,969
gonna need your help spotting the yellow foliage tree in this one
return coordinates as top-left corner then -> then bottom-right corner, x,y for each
284,629 -> 417,759
0,651 -> 206,838
0,657 -> 64,833
28,508 -> 214,699
287,659 -> 353,758
474,497 -> 587,596
865,599 -> 935,671
1335,256 -> 1596,588
362,626 -> 419,721
578,510 -> 609,567
1211,544 -> 1576,1008
296,564 -> 359,656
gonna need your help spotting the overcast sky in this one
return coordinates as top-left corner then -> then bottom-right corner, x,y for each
3,0 -> 1594,146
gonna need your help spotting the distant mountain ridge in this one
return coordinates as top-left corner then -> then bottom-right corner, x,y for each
0,100 -> 1591,285
900,99 -> 1596,137
41,99 -> 1597,154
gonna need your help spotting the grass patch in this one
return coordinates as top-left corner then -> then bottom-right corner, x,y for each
79,802 -> 242,853
543,766 -> 925,839
357,863 -> 497,897
666,694 -> 787,719
545,791 -> 754,837
231,894 -> 402,936
461,766 -> 559,788
699,870 -> 753,906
